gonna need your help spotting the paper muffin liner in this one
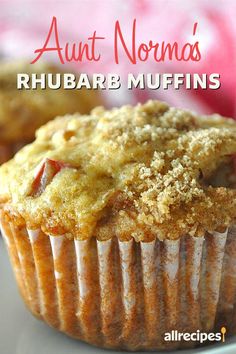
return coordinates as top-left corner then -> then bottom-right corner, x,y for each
0,142 -> 26,164
1,212 -> 236,351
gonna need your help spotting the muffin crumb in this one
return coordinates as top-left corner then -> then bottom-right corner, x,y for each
0,100 -> 235,240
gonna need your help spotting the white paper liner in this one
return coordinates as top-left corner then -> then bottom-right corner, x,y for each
1,216 -> 236,351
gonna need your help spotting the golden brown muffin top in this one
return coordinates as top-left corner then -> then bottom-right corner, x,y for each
0,100 -> 236,241
0,60 -> 101,143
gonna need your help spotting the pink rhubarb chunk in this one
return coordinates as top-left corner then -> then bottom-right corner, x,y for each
31,158 -> 69,197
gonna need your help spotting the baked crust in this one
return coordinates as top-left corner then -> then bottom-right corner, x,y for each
0,100 -> 235,240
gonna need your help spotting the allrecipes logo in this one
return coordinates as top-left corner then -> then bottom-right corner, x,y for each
164,327 -> 226,344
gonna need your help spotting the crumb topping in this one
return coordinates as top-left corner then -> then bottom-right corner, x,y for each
0,100 -> 236,241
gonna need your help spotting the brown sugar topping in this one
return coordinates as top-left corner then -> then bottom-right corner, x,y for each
0,100 -> 235,241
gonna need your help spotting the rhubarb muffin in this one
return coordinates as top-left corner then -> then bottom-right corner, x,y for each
0,60 -> 102,164
0,101 -> 236,351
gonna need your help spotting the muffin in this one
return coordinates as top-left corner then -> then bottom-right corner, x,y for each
0,101 -> 236,351
0,60 -> 102,164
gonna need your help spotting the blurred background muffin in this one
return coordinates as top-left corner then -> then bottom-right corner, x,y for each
0,61 -> 102,164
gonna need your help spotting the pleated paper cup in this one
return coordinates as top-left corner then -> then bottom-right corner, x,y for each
0,142 -> 26,165
1,210 -> 236,351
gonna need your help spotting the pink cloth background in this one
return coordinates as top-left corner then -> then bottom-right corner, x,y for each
0,0 -> 235,118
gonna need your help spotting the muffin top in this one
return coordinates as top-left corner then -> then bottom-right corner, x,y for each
0,60 -> 101,143
0,100 -> 235,241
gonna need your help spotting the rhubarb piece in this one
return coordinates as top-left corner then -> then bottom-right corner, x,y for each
31,158 -> 69,197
